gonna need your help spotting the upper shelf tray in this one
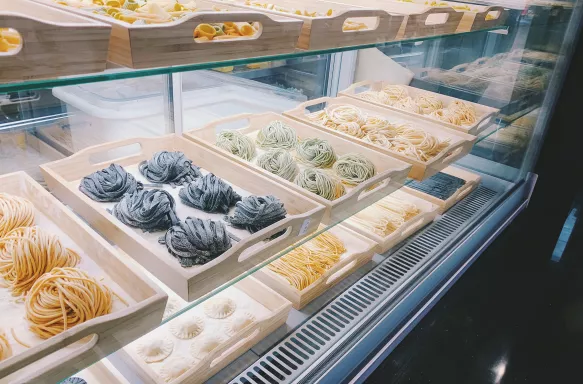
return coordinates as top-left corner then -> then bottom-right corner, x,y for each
33,0 -> 303,69
212,0 -> 405,50
0,0 -> 111,82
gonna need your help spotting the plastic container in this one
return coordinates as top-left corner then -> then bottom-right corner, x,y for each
50,71 -> 306,154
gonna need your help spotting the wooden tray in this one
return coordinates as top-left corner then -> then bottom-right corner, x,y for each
117,276 -> 292,384
35,0 -> 303,69
0,0 -> 111,82
322,0 -> 463,38
184,112 -> 411,224
402,165 -> 481,214
284,96 -> 477,181
0,172 -> 166,384
339,80 -> 499,135
343,189 -> 439,254
40,135 -> 325,302
253,224 -> 377,309
212,0 -> 404,50
446,2 -> 508,32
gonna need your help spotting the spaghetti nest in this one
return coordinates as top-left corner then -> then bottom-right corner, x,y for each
0,329 -> 11,362
0,193 -> 34,237
25,267 -> 113,339
0,226 -> 80,296
267,231 -> 347,290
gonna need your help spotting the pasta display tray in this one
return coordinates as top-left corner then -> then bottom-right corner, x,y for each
340,80 -> 500,135
403,165 -> 481,214
184,112 -> 411,224
117,276 -> 291,384
0,172 -> 166,384
253,224 -> 377,309
343,189 -> 440,253
212,0 -> 404,50
284,96 -> 477,181
0,0 -> 111,82
321,0 -> 464,39
41,135 -> 325,302
34,0 -> 302,69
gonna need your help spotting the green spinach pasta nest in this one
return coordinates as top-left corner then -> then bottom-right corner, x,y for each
333,153 -> 377,186
295,168 -> 346,201
256,120 -> 298,150
216,130 -> 256,161
296,138 -> 337,168
256,149 -> 299,181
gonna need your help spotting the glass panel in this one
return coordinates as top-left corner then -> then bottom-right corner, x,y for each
0,0 -> 578,382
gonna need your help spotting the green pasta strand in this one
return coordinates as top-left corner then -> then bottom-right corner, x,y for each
256,120 -> 298,150
256,149 -> 299,181
216,131 -> 256,161
296,138 -> 337,168
295,168 -> 346,201
333,153 -> 377,186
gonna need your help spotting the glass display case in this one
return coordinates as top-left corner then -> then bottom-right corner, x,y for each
0,0 -> 578,383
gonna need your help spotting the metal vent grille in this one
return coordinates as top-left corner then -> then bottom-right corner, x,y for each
230,186 -> 499,384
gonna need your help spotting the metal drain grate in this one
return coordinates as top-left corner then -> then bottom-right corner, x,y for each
230,186 -> 499,384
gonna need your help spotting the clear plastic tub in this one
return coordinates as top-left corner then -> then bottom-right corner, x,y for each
50,70 -> 306,154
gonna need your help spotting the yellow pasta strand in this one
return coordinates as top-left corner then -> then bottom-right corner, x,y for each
0,193 -> 35,238
350,195 -> 420,236
0,329 -> 11,362
25,267 -> 114,339
267,232 -> 346,290
0,227 -> 80,296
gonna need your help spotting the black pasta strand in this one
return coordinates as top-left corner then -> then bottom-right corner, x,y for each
407,172 -> 466,200
224,195 -> 286,233
159,217 -> 232,267
79,163 -> 143,202
109,189 -> 179,232
139,151 -> 202,186
60,378 -> 87,384
178,173 -> 241,213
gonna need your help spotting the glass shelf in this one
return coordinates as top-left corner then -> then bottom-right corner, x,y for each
0,26 -> 506,93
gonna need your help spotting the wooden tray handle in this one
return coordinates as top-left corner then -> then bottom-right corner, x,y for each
229,210 -> 316,264
322,250 -> 367,287
450,179 -> 476,202
286,96 -> 333,118
473,109 -> 497,133
0,331 -> 98,380
341,79 -> 376,95
205,313 -> 275,369
331,9 -> 395,35
51,136 -> 159,170
405,7 -> 463,38
472,6 -> 508,31
151,10 -> 291,43
196,112 -> 254,132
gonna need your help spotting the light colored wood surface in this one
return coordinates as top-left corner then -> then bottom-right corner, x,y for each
283,96 -> 477,181
253,224 -> 377,309
322,0 -> 464,38
34,0 -> 302,68
0,172 -> 166,384
212,0 -> 404,50
340,80 -> 500,135
0,0 -> 111,82
184,112 -> 411,224
402,165 -> 481,214
41,135 -> 325,302
117,276 -> 292,384
343,189 -> 439,253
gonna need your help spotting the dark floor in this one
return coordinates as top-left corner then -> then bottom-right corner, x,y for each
365,202 -> 583,384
